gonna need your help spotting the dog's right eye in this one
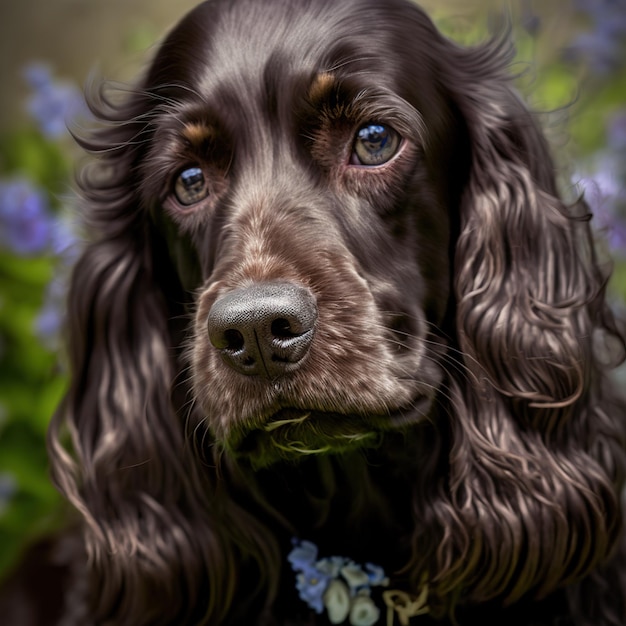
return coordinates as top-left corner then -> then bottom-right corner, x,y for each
351,123 -> 401,166
174,166 -> 209,205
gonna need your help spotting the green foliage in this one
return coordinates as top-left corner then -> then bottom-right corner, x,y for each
0,128 -> 72,578
0,269 -> 66,576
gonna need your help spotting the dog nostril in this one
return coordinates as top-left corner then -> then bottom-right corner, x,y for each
223,329 -> 245,351
271,318 -> 295,338
389,313 -> 414,352
211,328 -> 245,351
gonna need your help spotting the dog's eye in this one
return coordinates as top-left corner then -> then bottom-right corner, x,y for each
352,124 -> 400,166
174,166 -> 209,205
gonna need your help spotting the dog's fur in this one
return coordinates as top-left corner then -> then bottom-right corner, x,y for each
8,0 -> 626,624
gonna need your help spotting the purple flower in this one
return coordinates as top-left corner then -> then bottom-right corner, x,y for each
574,0 -> 626,28
50,213 -> 81,263
35,217 -> 80,345
288,539 -> 319,570
566,32 -> 623,74
0,178 -> 53,255
35,275 -> 67,345
576,164 -> 626,253
566,0 -> 626,74
36,304 -> 63,344
0,473 -> 17,516
289,540 -> 332,614
288,539 -> 391,618
608,111 -> 626,153
520,0 -> 541,37
295,569 -> 332,614
23,63 -> 87,138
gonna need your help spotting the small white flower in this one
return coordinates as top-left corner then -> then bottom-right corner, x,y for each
340,562 -> 370,590
349,595 -> 380,626
317,556 -> 346,578
323,579 -> 351,624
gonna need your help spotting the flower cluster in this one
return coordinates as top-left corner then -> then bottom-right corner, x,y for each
0,61 -> 85,584
0,65 -> 84,346
566,0 -> 626,74
0,178 -> 53,255
23,63 -> 87,139
288,539 -> 389,626
576,110 -> 626,256
0,176 -> 80,344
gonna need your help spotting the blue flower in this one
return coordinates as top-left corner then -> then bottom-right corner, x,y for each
295,568 -> 332,614
0,178 -> 53,255
566,32 -> 623,74
23,63 -> 87,138
35,275 -> 66,345
576,162 -> 626,253
0,473 -> 17,517
35,216 -> 80,345
50,212 -> 81,263
287,540 -> 317,570
566,0 -> 626,74
288,540 -> 333,614
608,111 -> 626,154
288,539 -> 319,570
288,539 -> 391,618
36,304 -> 63,344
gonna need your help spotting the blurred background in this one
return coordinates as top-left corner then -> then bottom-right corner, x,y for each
0,0 -> 624,584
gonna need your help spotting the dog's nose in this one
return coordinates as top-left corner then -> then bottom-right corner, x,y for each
207,282 -> 317,378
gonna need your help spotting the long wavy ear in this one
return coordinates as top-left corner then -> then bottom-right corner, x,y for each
414,33 -> 626,618
46,83 -> 279,624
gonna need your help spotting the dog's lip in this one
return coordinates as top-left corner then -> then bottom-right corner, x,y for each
228,396 -> 432,458
229,407 -> 379,458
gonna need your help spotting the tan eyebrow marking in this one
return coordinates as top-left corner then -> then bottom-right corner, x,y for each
182,122 -> 215,147
307,72 -> 337,103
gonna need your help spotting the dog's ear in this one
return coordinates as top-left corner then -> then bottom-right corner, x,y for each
47,82 -> 278,623
410,32 -> 626,612
445,35 -> 618,411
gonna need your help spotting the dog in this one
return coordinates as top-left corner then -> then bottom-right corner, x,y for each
7,0 -> 626,624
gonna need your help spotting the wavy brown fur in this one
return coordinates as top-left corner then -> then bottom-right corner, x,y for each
43,0 -> 626,624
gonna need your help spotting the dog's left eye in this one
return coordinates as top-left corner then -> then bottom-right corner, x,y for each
352,124 -> 401,166
174,166 -> 209,205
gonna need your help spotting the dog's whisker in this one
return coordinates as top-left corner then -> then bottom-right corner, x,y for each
271,441 -> 332,456
263,412 -> 311,431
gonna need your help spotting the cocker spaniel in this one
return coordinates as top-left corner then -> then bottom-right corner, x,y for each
15,0 -> 626,624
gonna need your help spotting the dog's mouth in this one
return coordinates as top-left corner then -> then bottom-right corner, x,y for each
228,408 -> 382,466
227,397 -> 432,467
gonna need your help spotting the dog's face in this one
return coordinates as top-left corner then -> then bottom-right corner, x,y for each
139,0 -> 465,464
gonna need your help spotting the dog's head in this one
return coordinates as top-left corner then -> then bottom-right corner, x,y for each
138,0 -> 468,463
50,0 -> 626,623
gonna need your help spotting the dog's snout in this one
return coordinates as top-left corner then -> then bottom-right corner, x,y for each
207,282 -> 317,378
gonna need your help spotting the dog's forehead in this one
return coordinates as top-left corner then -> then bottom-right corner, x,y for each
159,0 -> 420,94
207,0 -> 374,81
